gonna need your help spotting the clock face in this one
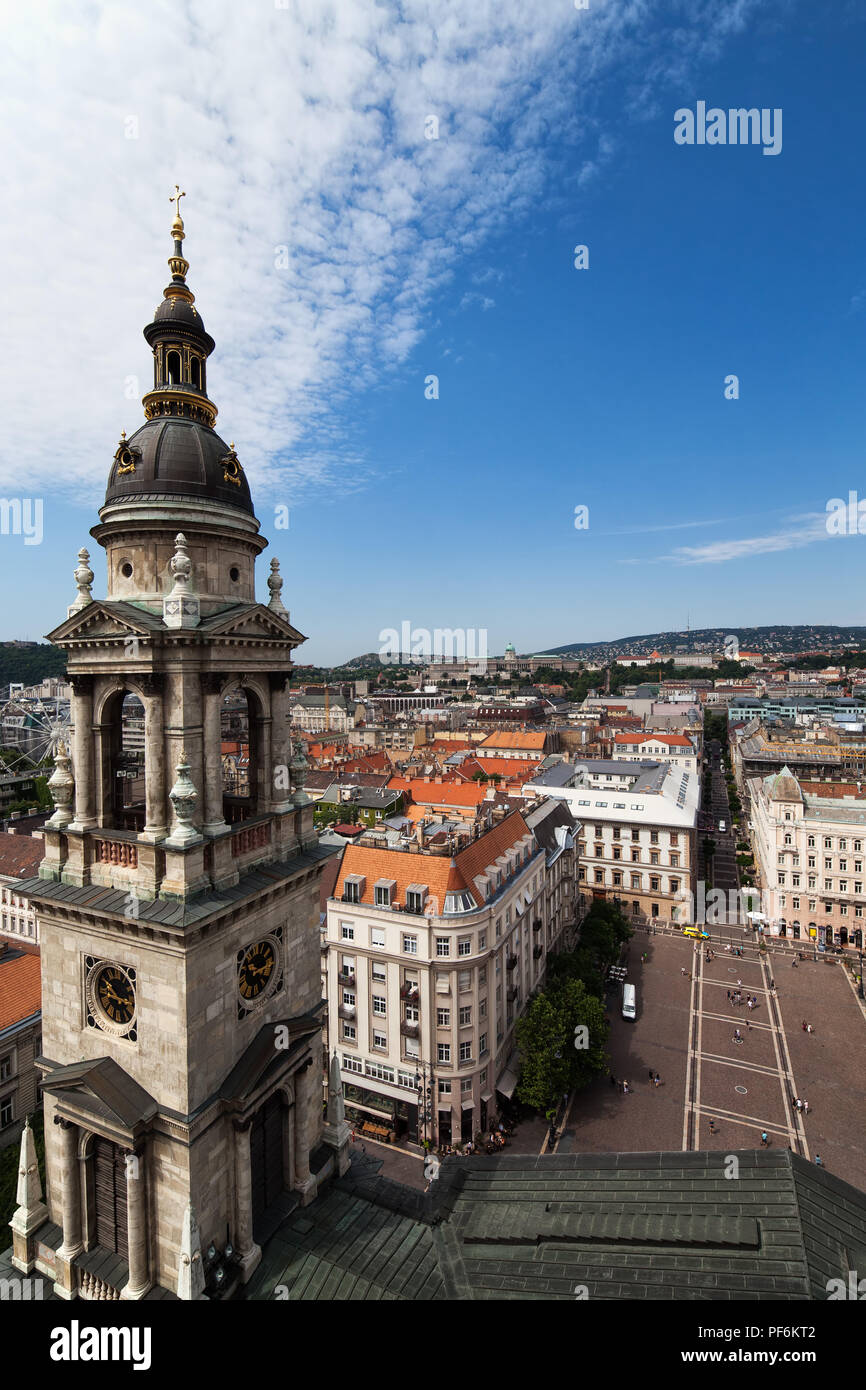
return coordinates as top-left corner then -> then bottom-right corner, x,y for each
85,958 -> 137,1039
238,939 -> 277,1003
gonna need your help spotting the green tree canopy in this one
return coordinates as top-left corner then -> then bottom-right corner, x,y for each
515,978 -> 609,1114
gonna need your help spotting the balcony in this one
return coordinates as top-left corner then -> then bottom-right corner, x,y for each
338,972 -> 357,988
506,954 -> 518,971
338,1004 -> 356,1020
532,919 -> 542,933
400,1021 -> 420,1039
400,985 -> 420,1002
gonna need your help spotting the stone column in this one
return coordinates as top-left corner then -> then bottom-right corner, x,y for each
232,1119 -> 261,1282
269,674 -> 293,813
293,1061 -> 317,1206
69,677 -> 96,830
201,675 -> 229,834
53,1117 -> 83,1299
120,1146 -> 151,1300
140,679 -> 167,842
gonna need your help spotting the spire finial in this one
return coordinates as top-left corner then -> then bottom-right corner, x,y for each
170,185 -> 186,235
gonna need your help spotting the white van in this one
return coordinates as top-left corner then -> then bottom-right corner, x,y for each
622,983 -> 636,1020
718,819 -> 726,833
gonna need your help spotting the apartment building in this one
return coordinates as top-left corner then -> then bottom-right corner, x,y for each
613,731 -> 699,776
525,760 -> 699,926
0,833 -> 43,943
290,693 -> 360,732
0,940 -> 41,1152
748,766 -> 866,948
325,802 -> 580,1146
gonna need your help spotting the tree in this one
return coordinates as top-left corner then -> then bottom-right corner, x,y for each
515,978 -> 609,1113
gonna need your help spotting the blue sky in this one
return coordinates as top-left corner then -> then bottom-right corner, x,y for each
1,1 -> 864,665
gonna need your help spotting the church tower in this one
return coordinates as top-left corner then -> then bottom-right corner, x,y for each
13,195 -> 340,1300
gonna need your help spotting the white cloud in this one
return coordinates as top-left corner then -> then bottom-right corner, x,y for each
660,513 -> 831,565
0,0 -> 761,509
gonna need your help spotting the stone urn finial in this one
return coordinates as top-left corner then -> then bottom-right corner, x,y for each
290,739 -> 311,805
166,749 -> 200,847
46,739 -> 75,827
67,547 -> 94,617
267,558 -> 288,616
163,533 -> 200,630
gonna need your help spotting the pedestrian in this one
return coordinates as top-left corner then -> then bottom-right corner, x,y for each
708,1118 -> 717,1135
681,966 -> 687,976
815,1153 -> 823,1166
803,1100 -> 809,1116
623,1080 -> 629,1094
751,996 -> 757,1008
761,1132 -> 769,1148
648,1069 -> 654,1082
770,977 -> 775,990
802,1020 -> 807,1031
654,1072 -> 661,1086
792,1096 -> 800,1112
747,1020 -> 752,1031
727,989 -> 731,1002
747,999 -> 753,1011
792,956 -> 798,968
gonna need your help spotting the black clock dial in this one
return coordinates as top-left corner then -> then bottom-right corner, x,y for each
238,940 -> 277,1002
95,964 -> 135,1026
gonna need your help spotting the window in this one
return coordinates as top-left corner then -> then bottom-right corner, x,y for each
374,880 -> 395,907
670,832 -> 679,845
651,903 -> 659,918
650,876 -> 660,892
341,923 -> 354,941
343,883 -> 360,904
461,1078 -> 472,1095
438,1044 -> 451,1063
631,849 -> 640,862
364,1060 -> 395,1083
631,874 -> 641,889
594,870 -> 604,884
438,1079 -> 452,1095
435,938 -> 450,957
670,854 -> 679,867
479,966 -> 487,985
459,1041 -> 472,1062
370,927 -> 385,948
373,1030 -> 387,1050
402,935 -> 417,954
650,831 -> 659,844
343,1053 -> 362,1074
670,878 -> 679,894
458,970 -> 471,992
495,919 -> 502,940
0,1054 -> 12,1081
406,888 -> 426,913
479,997 -> 487,1018
480,1033 -> 488,1055
650,852 -> 659,865
459,1006 -> 472,1026
371,995 -> 386,1017
613,871 -> 622,886
458,938 -> 472,956
478,933 -> 486,950
342,990 -> 355,1006
1,1095 -> 14,1128
437,1008 -> 450,1026
372,963 -> 386,982
808,836 -> 815,848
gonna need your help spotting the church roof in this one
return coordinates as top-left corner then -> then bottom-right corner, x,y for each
245,1148 -> 866,1301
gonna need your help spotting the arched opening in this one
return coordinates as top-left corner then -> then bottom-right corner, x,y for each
166,350 -> 182,385
190,357 -> 201,389
90,1136 -> 129,1259
99,690 -> 147,831
220,684 -> 263,823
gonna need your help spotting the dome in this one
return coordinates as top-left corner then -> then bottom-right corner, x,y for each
104,417 -> 254,515
153,297 -> 207,332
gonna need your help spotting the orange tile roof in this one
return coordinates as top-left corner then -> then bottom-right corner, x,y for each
0,946 -> 41,1032
333,810 -> 532,908
387,778 -> 490,808
480,731 -> 547,751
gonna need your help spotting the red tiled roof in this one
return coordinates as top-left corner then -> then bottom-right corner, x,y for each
614,732 -> 693,748
334,810 -> 531,908
480,731 -> 547,751
0,833 -> 45,880
0,945 -> 41,1031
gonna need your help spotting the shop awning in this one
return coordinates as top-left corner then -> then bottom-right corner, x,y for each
496,1049 -> 520,1098
480,1090 -> 493,1103
461,1099 -> 474,1110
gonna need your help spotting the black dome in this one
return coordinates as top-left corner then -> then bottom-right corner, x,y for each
153,297 -> 207,332
104,418 -> 254,515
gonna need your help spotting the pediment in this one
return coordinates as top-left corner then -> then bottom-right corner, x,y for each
47,600 -> 160,645
201,604 -> 306,644
42,1056 -> 158,1139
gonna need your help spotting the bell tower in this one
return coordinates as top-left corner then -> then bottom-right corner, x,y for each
13,198 -> 342,1301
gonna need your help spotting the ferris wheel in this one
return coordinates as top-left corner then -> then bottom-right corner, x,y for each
0,693 -> 74,794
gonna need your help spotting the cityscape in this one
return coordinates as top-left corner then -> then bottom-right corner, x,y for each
0,0 -> 864,1354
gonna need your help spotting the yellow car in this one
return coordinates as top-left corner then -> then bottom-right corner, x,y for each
682,925 -> 710,940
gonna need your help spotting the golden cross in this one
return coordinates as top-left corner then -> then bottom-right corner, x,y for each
170,186 -> 186,219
